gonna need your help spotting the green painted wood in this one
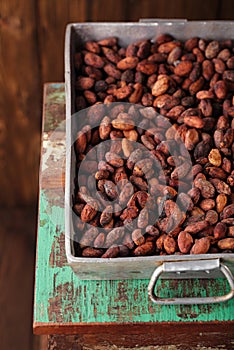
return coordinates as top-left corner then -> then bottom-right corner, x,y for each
34,83 -> 234,332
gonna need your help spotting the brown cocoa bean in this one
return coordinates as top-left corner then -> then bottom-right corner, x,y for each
132,229 -> 145,246
189,77 -> 204,95
152,75 -> 170,96
82,247 -> 104,257
84,52 -> 105,68
99,116 -> 111,140
120,206 -> 139,221
153,94 -> 179,109
112,118 -> 135,131
214,222 -> 227,240
94,233 -> 106,248
119,182 -> 134,206
133,159 -> 153,177
98,37 -> 117,46
205,210 -> 219,225
76,76 -> 95,90
202,60 -> 214,80
174,61 -> 193,76
217,238 -> 234,250
130,176 -> 148,191
214,80 -> 227,99
206,167 -> 227,180
200,199 -> 215,211
102,47 -> 121,64
137,60 -> 157,75
210,178 -> 231,195
100,205 -> 113,226
216,194 -> 228,213
164,235 -> 177,254
103,180 -> 118,200
75,131 -> 87,154
123,129 -> 138,141
184,116 -> 205,128
129,83 -> 143,103
171,162 -> 191,180
105,227 -> 125,247
221,204 -> 234,219
205,41 -> 220,59
95,170 -> 110,181
133,241 -> 155,256
185,221 -> 209,234
190,237 -> 210,254
117,57 -> 139,70
103,63 -> 121,79
80,227 -> 99,246
178,231 -> 193,253
195,179 -> 215,198
208,149 -> 222,167
185,128 -> 199,150
228,227 -> 234,237
81,204 -> 98,223
105,152 -> 124,168
138,208 -> 149,229
102,245 -> 120,258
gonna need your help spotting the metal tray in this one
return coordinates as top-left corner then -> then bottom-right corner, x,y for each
65,20 -> 234,304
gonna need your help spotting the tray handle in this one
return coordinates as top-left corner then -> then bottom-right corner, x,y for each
148,259 -> 234,305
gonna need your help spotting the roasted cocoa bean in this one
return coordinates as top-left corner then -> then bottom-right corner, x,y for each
73,34 -> 234,258
178,231 -> 193,253
214,222 -> 227,240
217,238 -> 234,250
164,235 -> 177,254
133,241 -> 155,256
190,237 -> 210,254
105,227 -> 125,247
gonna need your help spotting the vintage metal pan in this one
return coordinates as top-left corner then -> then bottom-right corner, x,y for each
65,20 -> 234,304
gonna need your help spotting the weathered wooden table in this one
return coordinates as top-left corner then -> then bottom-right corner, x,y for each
33,83 -> 234,350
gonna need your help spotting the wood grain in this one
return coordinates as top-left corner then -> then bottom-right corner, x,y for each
87,0 -> 127,21
219,0 -> 234,19
47,327 -> 234,349
0,207 -> 36,349
125,0 -> 220,21
0,0 -> 42,206
37,0 -> 87,83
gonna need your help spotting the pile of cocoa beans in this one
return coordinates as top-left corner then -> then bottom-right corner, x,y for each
72,34 -> 234,258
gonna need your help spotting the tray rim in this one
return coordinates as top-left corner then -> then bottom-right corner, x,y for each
64,20 -> 234,277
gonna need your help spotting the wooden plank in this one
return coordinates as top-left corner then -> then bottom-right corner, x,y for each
219,0 -> 234,19
0,0 -> 41,206
33,335 -> 48,350
33,84 -> 234,336
126,0 -> 220,21
48,331 -> 234,349
87,0 -> 127,21
0,207 -> 36,349
37,0 -> 86,83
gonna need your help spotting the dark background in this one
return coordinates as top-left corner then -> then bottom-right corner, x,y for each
0,1 -> 234,349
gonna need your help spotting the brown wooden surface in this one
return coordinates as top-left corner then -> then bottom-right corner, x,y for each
0,0 -> 42,206
0,207 -> 40,350
125,0 -> 220,21
47,324 -> 234,349
1,0 -> 234,208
